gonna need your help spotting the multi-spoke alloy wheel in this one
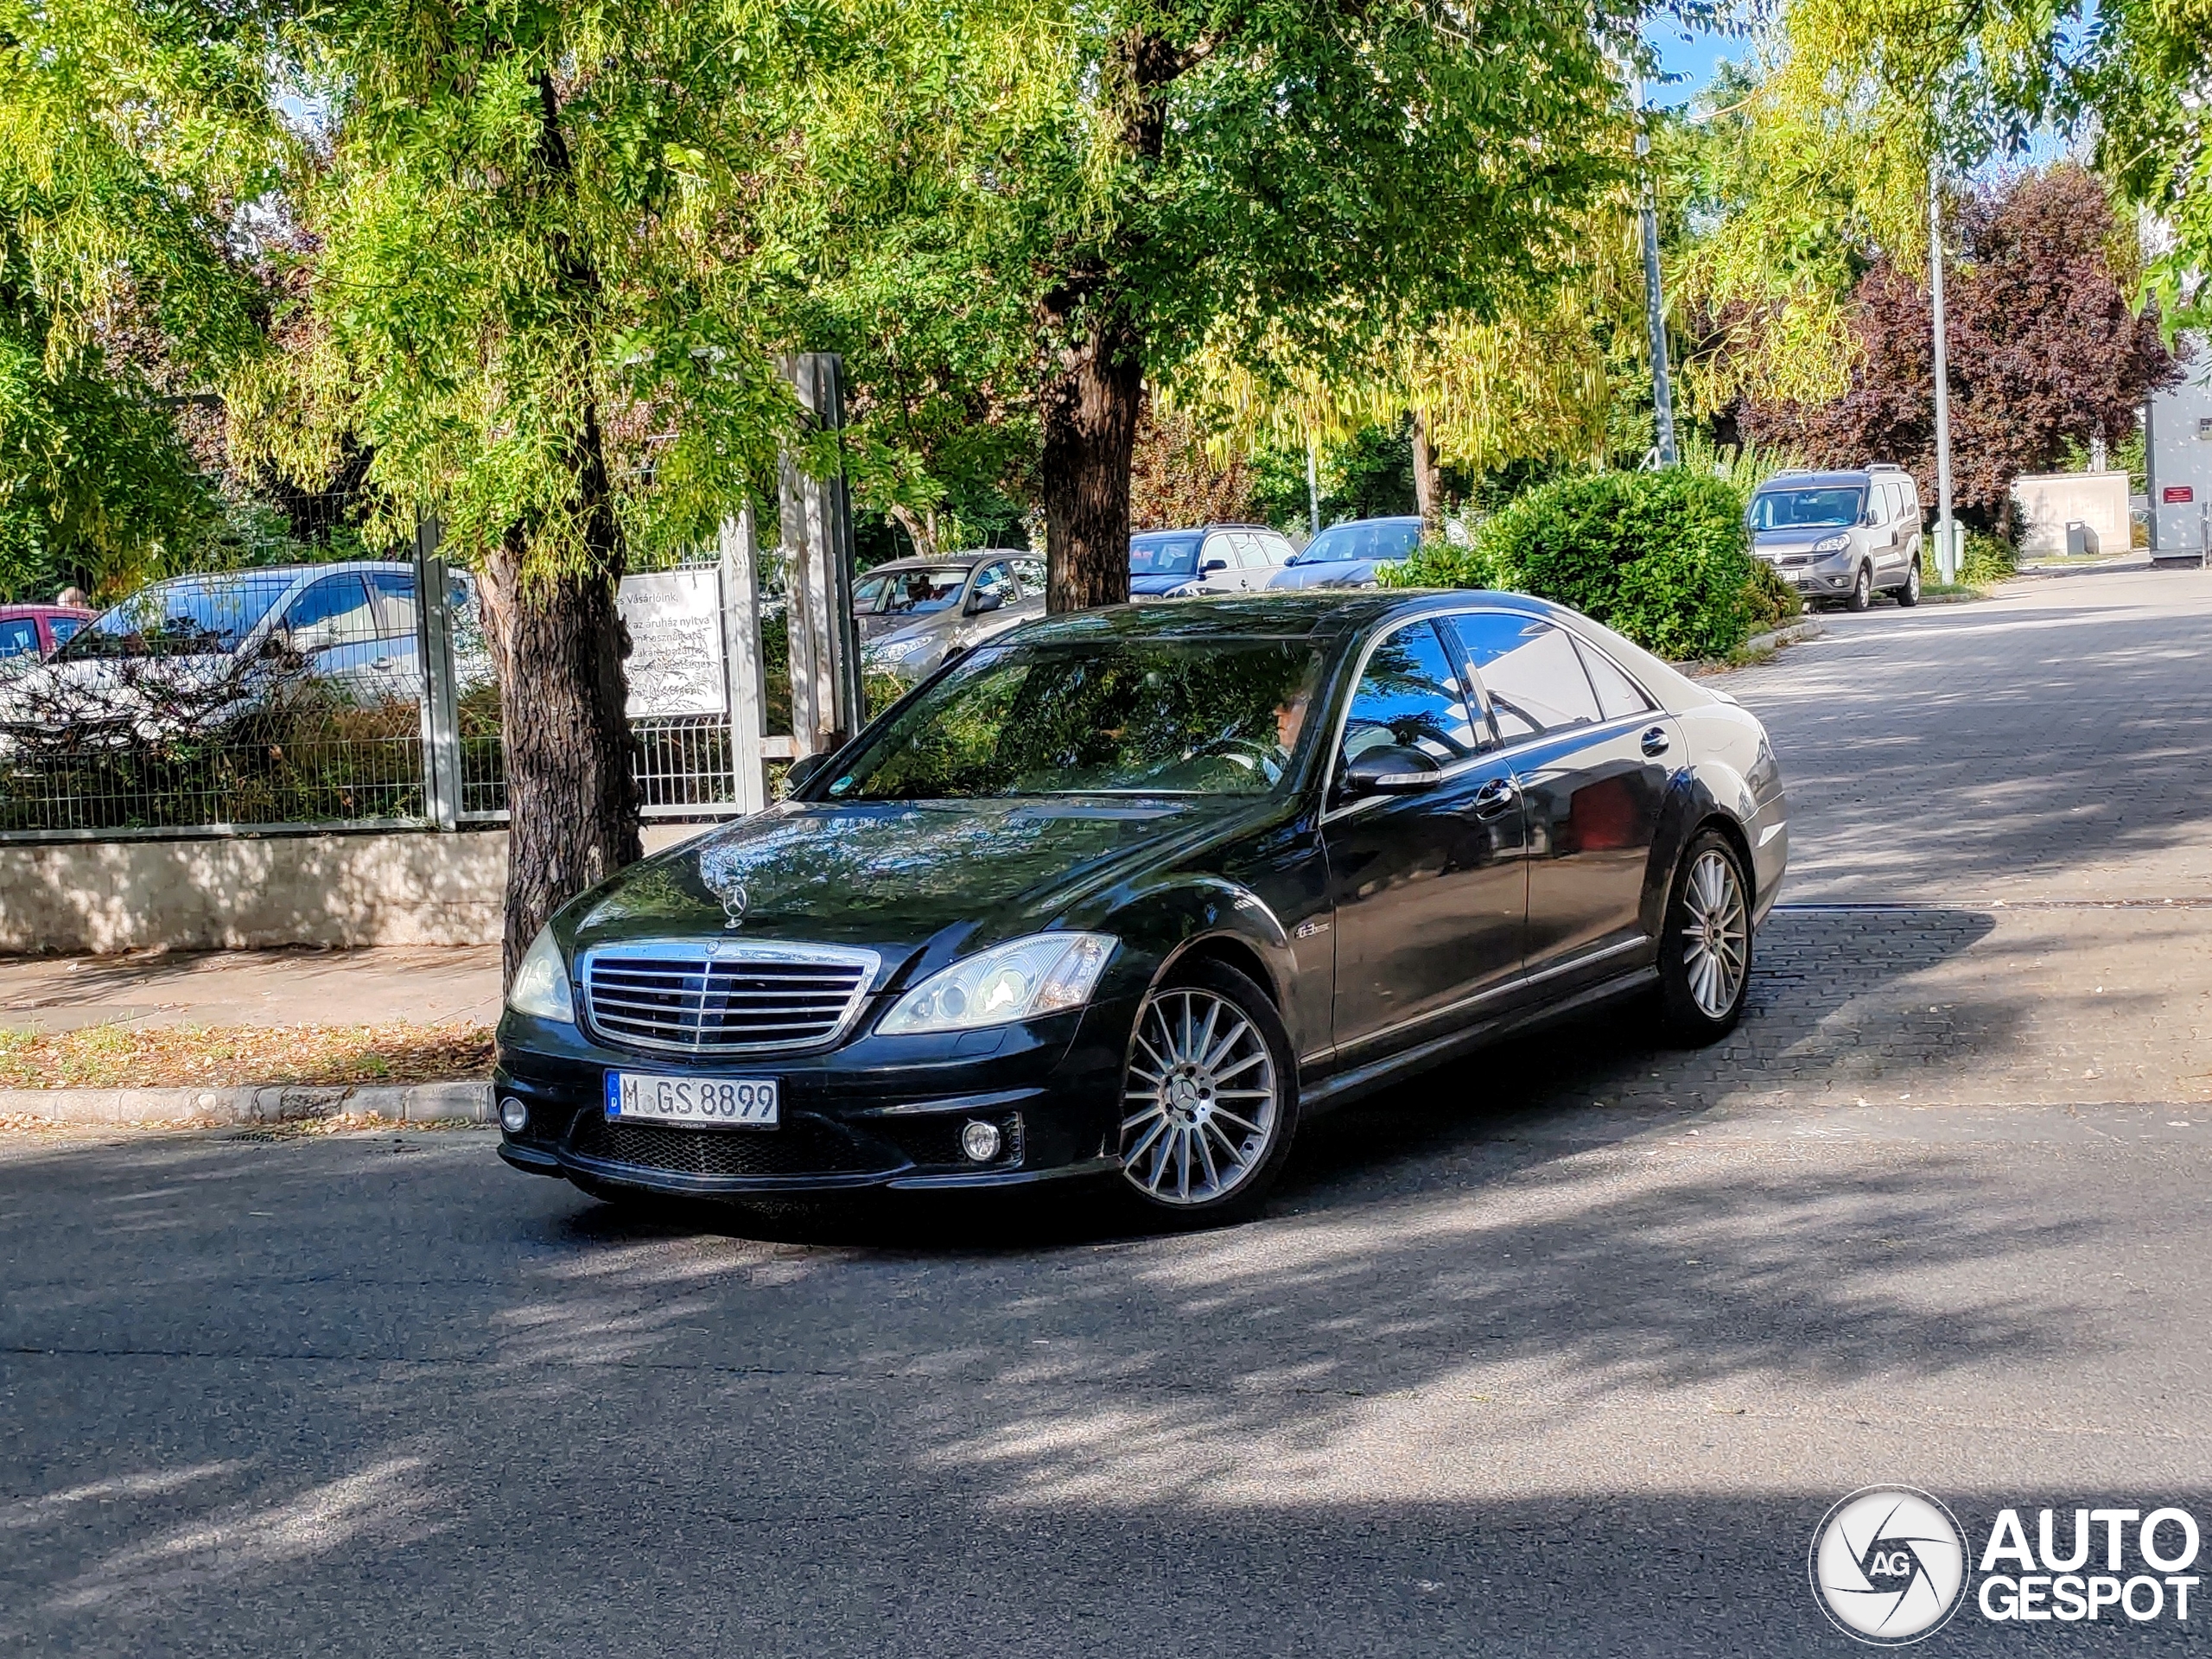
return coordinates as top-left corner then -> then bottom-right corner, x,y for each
1657,830 -> 1753,1044
1679,850 -> 1748,1018
1117,961 -> 1294,1219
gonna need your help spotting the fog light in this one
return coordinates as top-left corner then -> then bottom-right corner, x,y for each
499,1096 -> 529,1134
958,1119 -> 1002,1163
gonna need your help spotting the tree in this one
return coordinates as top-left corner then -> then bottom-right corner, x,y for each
0,0 -> 273,600
1743,167 -> 2183,534
920,0 -> 1632,608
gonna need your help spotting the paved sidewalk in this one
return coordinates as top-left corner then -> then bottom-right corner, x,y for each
0,944 -> 500,1035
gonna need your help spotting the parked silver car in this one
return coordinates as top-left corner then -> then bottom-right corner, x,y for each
1267,515 -> 1424,590
1747,465 -> 1924,611
855,551 -> 1046,683
1128,524 -> 1296,597
0,562 -> 480,741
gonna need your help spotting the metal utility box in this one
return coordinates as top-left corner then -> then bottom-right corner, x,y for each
2147,341 -> 2212,564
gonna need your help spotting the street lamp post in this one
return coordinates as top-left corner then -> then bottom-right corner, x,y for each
1637,95 -> 1678,470
1929,165 -> 1959,583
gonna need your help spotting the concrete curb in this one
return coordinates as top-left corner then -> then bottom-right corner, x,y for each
0,1080 -> 493,1127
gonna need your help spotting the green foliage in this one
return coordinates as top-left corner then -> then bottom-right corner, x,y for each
1387,469 -> 1771,661
1959,531 -> 2018,585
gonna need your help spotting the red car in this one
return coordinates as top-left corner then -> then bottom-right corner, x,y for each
0,605 -> 95,662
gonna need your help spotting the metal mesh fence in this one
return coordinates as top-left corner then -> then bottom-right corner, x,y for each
0,547 -> 760,838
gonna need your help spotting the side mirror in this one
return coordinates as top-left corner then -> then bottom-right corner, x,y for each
1338,746 -> 1443,799
966,588 -> 1003,615
786,752 -> 827,790
1201,557 -> 1230,575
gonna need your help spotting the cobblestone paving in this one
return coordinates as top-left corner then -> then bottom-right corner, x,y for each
1497,568 -> 2212,1116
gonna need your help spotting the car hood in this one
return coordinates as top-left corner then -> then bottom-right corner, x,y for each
1751,529 -> 1847,558
1128,572 -> 1196,597
855,611 -> 941,643
566,794 -> 1279,968
1269,560 -> 1376,589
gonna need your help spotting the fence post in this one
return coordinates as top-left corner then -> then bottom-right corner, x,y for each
719,505 -> 769,814
777,353 -> 863,752
412,514 -> 463,830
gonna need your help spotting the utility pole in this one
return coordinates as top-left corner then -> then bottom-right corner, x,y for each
1635,85 -> 1678,469
1929,164 -> 1959,583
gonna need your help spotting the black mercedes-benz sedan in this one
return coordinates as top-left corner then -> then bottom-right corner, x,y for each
496,591 -> 1787,1223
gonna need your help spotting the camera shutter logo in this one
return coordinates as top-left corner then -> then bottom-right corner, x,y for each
1810,1487 -> 1969,1645
698,846 -> 749,929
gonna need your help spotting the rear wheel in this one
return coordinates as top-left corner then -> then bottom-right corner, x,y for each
1656,830 -> 1752,1045
1845,563 -> 1873,612
1116,959 -> 1298,1226
1895,558 -> 1922,607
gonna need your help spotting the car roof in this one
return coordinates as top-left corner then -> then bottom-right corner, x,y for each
129,560 -> 416,591
1317,515 -> 1423,527
863,551 -> 1027,575
1758,470 -> 1879,488
1129,524 -> 1281,539
0,604 -> 94,618
988,589 -> 1549,646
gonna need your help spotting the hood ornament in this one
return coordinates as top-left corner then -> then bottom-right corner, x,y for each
697,844 -> 750,929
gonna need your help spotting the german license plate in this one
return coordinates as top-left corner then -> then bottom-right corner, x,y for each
604,1072 -> 780,1129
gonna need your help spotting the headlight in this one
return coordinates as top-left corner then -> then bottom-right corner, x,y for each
878,932 -> 1116,1035
505,924 -> 575,1024
1811,533 -> 1852,554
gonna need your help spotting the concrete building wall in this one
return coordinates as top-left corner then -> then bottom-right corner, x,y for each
2010,471 -> 2133,557
0,821 -> 713,954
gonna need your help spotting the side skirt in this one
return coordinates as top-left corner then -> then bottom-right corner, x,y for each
1300,966 -> 1660,1118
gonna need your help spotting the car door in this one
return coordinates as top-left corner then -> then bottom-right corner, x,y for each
1451,612 -> 1675,982
1197,533 -> 1239,593
1322,619 -> 1530,1056
957,561 -> 1018,648
276,573 -> 385,690
364,570 -> 423,699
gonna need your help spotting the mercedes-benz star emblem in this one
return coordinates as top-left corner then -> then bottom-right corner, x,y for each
697,846 -> 750,929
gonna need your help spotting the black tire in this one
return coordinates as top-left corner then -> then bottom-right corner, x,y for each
1115,958 -> 1300,1228
1845,563 -> 1873,612
1895,557 -> 1922,607
1656,830 -> 1753,1046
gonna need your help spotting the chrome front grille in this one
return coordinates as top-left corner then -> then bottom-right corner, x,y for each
582,942 -> 880,1056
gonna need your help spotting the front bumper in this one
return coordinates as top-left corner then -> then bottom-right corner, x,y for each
493,995 -> 1137,1198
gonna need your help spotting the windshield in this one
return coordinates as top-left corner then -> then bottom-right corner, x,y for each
60,573 -> 296,660
823,638 -> 1326,799
853,567 -> 969,616
1291,520 -> 1423,566
1749,486 -> 1865,531
1128,534 -> 1203,576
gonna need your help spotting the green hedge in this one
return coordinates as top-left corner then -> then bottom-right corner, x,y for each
1384,470 -> 1787,661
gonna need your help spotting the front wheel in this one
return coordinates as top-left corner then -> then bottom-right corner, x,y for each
1116,959 -> 1299,1226
1845,563 -> 1873,612
1656,830 -> 1752,1045
1895,558 -> 1922,607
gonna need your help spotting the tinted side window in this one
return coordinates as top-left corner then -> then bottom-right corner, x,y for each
970,563 -> 1014,607
1573,638 -> 1655,721
0,618 -> 39,658
1258,533 -> 1294,566
1338,622 -> 1484,772
1449,613 -> 1601,740
1011,557 -> 1046,595
368,571 -> 417,639
281,575 -> 380,646
48,617 -> 82,646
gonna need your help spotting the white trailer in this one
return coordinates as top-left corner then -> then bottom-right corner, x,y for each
2146,338 -> 2212,565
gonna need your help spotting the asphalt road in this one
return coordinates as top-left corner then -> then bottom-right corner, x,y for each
8,567 -> 2212,1656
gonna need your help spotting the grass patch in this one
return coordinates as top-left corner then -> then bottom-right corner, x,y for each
0,1020 -> 495,1090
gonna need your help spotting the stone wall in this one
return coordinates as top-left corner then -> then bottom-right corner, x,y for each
0,822 -> 709,953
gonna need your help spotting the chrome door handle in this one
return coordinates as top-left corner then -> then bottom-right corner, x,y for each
1470,777 -> 1519,817
1640,726 -> 1670,758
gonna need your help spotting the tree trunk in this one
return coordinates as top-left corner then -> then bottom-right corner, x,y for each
489,537 -> 641,984
1410,409 -> 1442,534
1039,308 -> 1143,612
484,71 -> 641,988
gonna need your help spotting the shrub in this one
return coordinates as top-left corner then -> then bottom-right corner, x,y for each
1386,469 -> 1769,661
1959,531 -> 2018,586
